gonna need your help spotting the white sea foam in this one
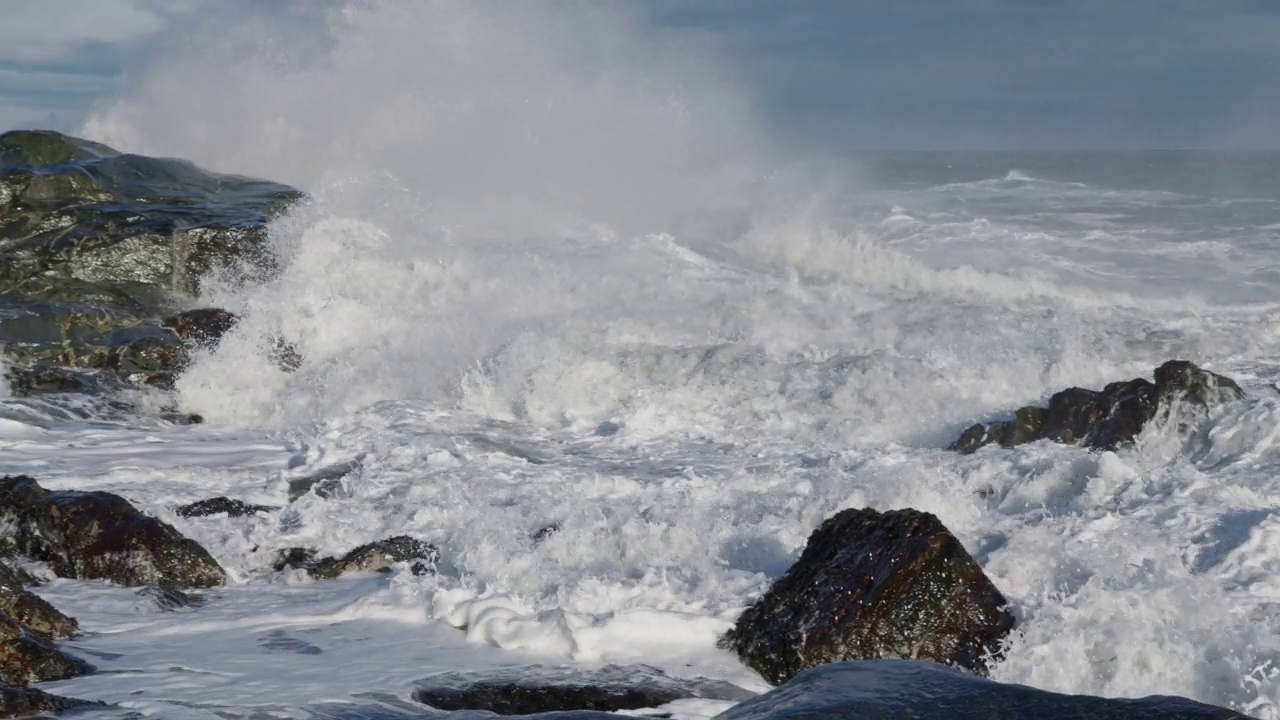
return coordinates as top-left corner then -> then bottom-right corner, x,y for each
33,0 -> 1280,718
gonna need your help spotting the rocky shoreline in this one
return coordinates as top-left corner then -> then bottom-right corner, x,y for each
0,131 -> 1258,719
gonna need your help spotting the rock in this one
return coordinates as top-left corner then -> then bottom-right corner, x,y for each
136,585 -> 207,611
3,363 -> 105,396
0,562 -> 76,639
274,536 -> 438,579
0,130 -> 302,298
0,475 -> 226,588
0,130 -> 303,400
162,308 -> 239,346
0,130 -> 115,167
176,497 -> 277,518
951,360 -> 1244,454
411,664 -> 754,715
0,683 -> 99,716
713,660 -> 1254,720
286,459 -> 363,501
721,508 -> 1015,686
102,334 -> 189,378
0,610 -> 90,685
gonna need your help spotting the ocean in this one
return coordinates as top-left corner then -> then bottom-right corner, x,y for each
4,2 -> 1280,718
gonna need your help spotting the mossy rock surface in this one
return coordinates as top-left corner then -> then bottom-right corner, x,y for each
0,130 -> 304,405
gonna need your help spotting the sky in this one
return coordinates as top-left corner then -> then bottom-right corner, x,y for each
2,0 -> 1280,150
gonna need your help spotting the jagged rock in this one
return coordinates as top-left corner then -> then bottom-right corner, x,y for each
0,475 -> 226,588
0,563 -> 76,639
714,660 -> 1254,720
411,664 -> 754,715
721,508 -> 1015,686
0,130 -> 301,298
0,612 -> 89,686
274,536 -> 438,579
0,130 -> 303,398
951,360 -> 1244,454
0,682 -> 99,716
176,497 -> 277,518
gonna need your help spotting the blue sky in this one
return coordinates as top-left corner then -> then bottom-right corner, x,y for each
3,0 -> 1280,150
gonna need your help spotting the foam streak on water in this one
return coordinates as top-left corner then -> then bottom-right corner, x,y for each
12,0 -> 1277,717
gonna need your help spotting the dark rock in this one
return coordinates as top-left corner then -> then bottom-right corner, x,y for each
3,363 -> 105,396
176,497 -> 277,518
0,475 -> 226,588
103,334 -> 189,376
287,459 -> 362,501
275,537 -> 438,579
0,130 -> 302,299
0,130 -> 303,399
272,548 -> 318,573
0,682 -> 99,716
137,586 -> 207,611
0,130 -> 115,167
721,508 -> 1015,686
714,660 -> 1254,720
0,562 -> 76,639
0,612 -> 90,686
532,524 -> 561,543
951,360 -> 1245,454
411,664 -> 754,715
162,308 -> 239,346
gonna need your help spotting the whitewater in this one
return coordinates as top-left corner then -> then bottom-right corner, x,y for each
2,1 -> 1279,717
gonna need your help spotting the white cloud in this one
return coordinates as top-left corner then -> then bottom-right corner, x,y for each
0,0 -> 191,63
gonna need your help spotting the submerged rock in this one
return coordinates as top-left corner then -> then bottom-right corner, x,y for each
0,475 -> 226,588
721,508 -> 1015,686
136,585 -> 207,611
951,360 -> 1244,454
274,536 -> 438,579
176,497 -> 277,518
411,664 -> 754,715
714,660 -> 1254,720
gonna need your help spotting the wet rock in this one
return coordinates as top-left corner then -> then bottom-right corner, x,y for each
272,548 -> 318,573
411,664 -> 754,715
286,459 -> 362,501
721,508 -> 1015,686
137,585 -> 207,611
0,612 -> 90,685
0,130 -> 303,398
0,130 -> 302,298
951,360 -> 1244,454
0,562 -> 76,639
274,537 -> 438,579
714,660 -> 1254,720
162,308 -> 239,346
0,682 -> 99,716
103,334 -> 189,377
3,363 -> 106,396
0,130 -> 115,167
176,497 -> 277,518
0,475 -> 226,588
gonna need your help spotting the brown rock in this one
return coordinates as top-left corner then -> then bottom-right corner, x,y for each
721,508 -> 1015,686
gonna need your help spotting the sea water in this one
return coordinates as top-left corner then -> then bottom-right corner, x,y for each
5,1 -> 1279,717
